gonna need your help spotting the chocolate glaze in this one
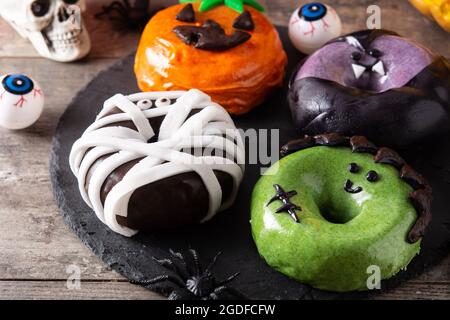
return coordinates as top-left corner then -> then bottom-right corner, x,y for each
83,109 -> 234,231
176,3 -> 196,22
267,184 -> 301,223
348,163 -> 360,173
314,133 -> 349,146
288,56 -> 450,148
344,179 -> 363,194
233,11 -> 255,31
280,133 -> 432,243
408,189 -> 433,243
332,29 -> 399,52
350,136 -> 378,154
366,170 -> 379,182
173,19 -> 251,51
280,135 -> 315,157
374,147 -> 405,169
400,164 -> 428,190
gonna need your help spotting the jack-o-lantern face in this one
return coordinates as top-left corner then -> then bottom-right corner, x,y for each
134,3 -> 287,115
172,3 -> 254,51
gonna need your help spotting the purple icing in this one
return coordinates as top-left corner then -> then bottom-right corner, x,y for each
296,35 -> 434,93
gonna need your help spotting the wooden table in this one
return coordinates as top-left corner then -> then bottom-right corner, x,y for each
0,0 -> 448,300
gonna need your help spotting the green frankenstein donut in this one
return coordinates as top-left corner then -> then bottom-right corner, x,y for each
251,133 -> 432,292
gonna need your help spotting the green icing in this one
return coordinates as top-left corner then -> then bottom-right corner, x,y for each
250,146 -> 421,292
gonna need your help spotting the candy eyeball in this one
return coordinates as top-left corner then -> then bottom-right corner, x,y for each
0,74 -> 44,130
289,2 -> 342,54
137,99 -> 153,110
155,97 -> 171,108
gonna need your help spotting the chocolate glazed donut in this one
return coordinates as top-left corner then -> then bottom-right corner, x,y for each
79,105 -> 233,230
288,29 -> 450,148
83,111 -> 234,231
85,157 -> 234,231
70,90 -> 245,236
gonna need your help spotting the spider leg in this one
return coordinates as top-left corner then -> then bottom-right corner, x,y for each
152,257 -> 188,281
216,272 -> 239,286
95,1 -> 122,14
107,2 -> 130,17
205,292 -> 220,300
132,0 -> 150,11
206,286 -> 232,300
189,248 -> 202,276
122,0 -> 132,9
205,251 -> 223,273
130,274 -> 184,288
210,285 -> 249,300
169,249 -> 191,277
108,16 -> 131,24
95,1 -> 128,19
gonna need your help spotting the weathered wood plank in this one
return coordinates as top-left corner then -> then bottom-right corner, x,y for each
0,0 -> 449,58
0,0 -> 143,59
0,0 -> 448,300
0,58 -> 123,281
265,0 -> 450,56
0,280 -> 447,300
0,280 -> 163,300
373,282 -> 450,300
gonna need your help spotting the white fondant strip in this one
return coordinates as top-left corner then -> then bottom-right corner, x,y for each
69,89 -> 245,237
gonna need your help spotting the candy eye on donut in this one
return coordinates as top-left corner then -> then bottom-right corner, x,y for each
366,170 -> 379,182
351,51 -> 362,61
155,97 -> 171,108
348,162 -> 360,173
368,49 -> 383,58
137,99 -> 153,109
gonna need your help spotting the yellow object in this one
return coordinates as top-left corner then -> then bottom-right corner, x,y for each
409,0 -> 450,32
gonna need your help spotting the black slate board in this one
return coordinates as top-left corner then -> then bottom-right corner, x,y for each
50,27 -> 450,299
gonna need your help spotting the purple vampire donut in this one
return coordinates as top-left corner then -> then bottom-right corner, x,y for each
288,29 -> 450,148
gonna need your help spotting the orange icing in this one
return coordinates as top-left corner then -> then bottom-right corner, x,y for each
134,4 -> 287,115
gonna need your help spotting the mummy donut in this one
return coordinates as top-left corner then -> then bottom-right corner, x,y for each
288,2 -> 342,54
0,74 -> 44,130
70,89 -> 245,237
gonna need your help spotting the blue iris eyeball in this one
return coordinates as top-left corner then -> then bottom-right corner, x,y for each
2,74 -> 34,95
299,2 -> 327,21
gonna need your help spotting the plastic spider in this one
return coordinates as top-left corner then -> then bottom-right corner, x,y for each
95,0 -> 153,29
131,249 -> 247,300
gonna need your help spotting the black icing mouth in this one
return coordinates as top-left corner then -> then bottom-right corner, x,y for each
344,179 -> 362,194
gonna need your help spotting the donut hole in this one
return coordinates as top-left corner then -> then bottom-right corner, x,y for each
318,199 -> 361,224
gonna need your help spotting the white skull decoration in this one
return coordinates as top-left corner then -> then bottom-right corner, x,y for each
0,0 -> 91,62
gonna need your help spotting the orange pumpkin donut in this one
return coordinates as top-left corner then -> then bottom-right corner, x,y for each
134,3 -> 287,115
